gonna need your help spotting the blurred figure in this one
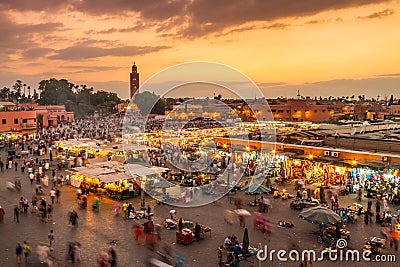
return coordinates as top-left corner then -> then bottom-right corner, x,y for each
23,241 -> 31,263
16,243 -> 23,264
0,205 -> 5,223
48,230 -> 54,249
127,203 -> 134,218
98,252 -> 109,267
81,195 -> 88,209
114,202 -> 120,216
14,205 -> 20,223
93,197 -> 100,212
108,247 -> 117,267
133,225 -> 145,245
73,243 -> 81,262
69,210 -> 78,226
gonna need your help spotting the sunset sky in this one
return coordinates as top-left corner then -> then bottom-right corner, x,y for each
0,0 -> 399,100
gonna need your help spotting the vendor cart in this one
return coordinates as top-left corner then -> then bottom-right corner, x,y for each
176,229 -> 193,245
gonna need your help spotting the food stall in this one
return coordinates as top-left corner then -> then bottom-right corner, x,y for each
123,144 -> 148,163
100,172 -> 139,200
69,167 -> 115,188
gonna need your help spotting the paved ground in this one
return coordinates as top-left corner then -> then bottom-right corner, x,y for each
1,149 -> 399,267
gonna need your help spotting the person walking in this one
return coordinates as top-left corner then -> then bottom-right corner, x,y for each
194,222 -> 201,242
48,230 -> 54,249
114,202 -> 120,216
0,205 -> 5,223
367,199 -> 372,211
391,229 -> 400,251
217,245 -> 223,266
364,212 -> 369,225
122,202 -> 128,219
56,188 -> 61,203
14,205 -> 20,223
72,243 -> 82,263
50,188 -> 56,204
383,198 -> 388,211
375,200 -> 382,214
23,241 -> 31,263
108,247 -> 117,267
29,172 -> 34,184
357,188 -> 362,202
16,243 -> 23,264
69,210 -> 78,226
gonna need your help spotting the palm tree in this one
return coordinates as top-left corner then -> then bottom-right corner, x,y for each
12,80 -> 22,99
0,87 -> 11,99
89,87 -> 93,105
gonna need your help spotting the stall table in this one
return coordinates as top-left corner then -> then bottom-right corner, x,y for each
176,229 -> 193,245
200,225 -> 212,239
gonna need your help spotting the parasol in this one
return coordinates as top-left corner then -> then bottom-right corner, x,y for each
241,184 -> 271,195
201,166 -> 221,174
154,179 -> 174,189
299,206 -> 341,225
234,209 -> 251,217
224,209 -> 234,225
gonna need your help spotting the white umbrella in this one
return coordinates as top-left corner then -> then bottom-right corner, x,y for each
234,209 -> 251,217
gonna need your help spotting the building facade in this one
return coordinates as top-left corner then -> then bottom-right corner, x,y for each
236,98 -> 335,122
34,105 -> 74,128
0,101 -> 37,135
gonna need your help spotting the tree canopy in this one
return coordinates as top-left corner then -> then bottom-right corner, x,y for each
133,91 -> 165,115
37,78 -> 122,117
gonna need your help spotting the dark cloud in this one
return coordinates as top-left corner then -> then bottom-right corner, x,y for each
358,9 -> 395,19
1,0 -> 390,37
375,73 -> 400,77
305,20 -> 323,24
86,25 -> 144,35
0,13 -> 64,52
58,66 -> 123,74
48,44 -> 170,60
258,82 -> 287,87
22,48 -> 55,59
263,23 -> 290,30
179,0 -> 389,36
304,17 -> 343,25
0,0 -> 68,12
214,22 -> 289,38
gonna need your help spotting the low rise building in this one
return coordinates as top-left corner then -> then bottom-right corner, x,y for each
0,101 -> 37,136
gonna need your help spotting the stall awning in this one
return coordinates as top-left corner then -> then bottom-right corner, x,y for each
358,160 -> 387,169
98,172 -> 132,183
88,156 -> 108,164
76,167 -> 115,177
123,144 -> 148,151
88,161 -> 122,169
111,155 -> 125,163
125,164 -> 168,177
